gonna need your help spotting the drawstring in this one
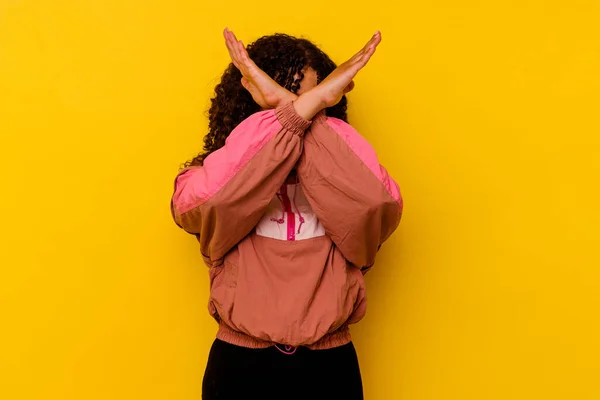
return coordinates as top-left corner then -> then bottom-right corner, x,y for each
275,344 -> 298,355
269,185 -> 304,235
292,187 -> 305,234
270,192 -> 285,224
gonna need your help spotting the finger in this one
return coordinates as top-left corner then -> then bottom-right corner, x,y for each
235,40 -> 259,79
344,80 -> 355,94
232,37 -> 250,73
228,28 -> 239,43
224,28 -> 234,55
223,29 -> 240,66
236,40 -> 246,61
365,31 -> 381,49
368,32 -> 382,51
226,30 -> 240,60
347,32 -> 379,64
357,31 -> 381,58
236,40 -> 254,68
225,30 -> 244,70
233,40 -> 248,73
355,31 -> 382,66
241,77 -> 249,90
224,28 -> 236,51
228,30 -> 243,60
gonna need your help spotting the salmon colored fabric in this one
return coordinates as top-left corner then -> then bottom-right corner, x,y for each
171,102 -> 402,348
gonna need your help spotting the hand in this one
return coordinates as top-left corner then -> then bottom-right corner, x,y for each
293,31 -> 382,120
316,31 -> 381,108
224,28 -> 296,109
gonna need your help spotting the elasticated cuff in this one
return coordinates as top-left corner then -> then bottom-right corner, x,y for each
275,102 -> 312,136
313,110 -> 328,124
216,322 -> 352,350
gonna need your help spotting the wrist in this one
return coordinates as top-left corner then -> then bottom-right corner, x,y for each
277,92 -> 298,108
293,89 -> 327,120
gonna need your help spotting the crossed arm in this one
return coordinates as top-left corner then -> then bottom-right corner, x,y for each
223,28 -> 379,121
171,29 -> 402,271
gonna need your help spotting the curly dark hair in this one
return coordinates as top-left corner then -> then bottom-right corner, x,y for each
183,33 -> 348,167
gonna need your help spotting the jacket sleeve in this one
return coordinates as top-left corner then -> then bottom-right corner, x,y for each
171,103 -> 311,266
297,113 -> 403,272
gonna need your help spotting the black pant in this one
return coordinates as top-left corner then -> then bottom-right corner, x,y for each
203,339 -> 364,400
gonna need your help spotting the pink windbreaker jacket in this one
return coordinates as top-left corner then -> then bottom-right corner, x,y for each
171,102 -> 403,349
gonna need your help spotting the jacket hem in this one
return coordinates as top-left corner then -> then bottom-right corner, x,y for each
216,322 -> 352,350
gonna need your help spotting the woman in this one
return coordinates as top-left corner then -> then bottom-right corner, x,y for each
171,28 -> 403,400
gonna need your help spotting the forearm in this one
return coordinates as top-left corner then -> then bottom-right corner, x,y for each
171,105 -> 310,262
292,89 -> 327,120
274,89 -> 327,121
297,116 -> 402,269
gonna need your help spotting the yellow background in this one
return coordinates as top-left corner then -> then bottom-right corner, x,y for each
1,0 -> 599,399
